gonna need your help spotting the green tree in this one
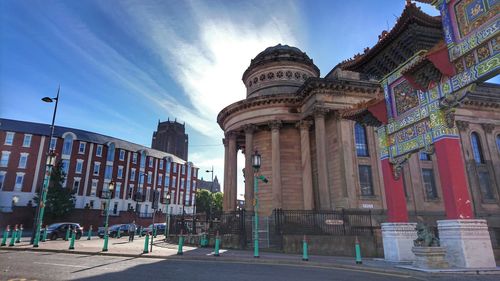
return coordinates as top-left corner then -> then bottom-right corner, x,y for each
195,189 -> 212,216
34,160 -> 75,220
212,192 -> 223,213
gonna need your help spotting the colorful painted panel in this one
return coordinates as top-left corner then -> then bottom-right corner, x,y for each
454,0 -> 499,39
392,80 -> 420,116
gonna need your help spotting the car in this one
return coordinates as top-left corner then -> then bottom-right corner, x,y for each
45,222 -> 83,240
144,223 -> 166,235
97,224 -> 132,238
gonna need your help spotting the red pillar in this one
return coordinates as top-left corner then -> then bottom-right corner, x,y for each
381,159 -> 409,222
434,138 -> 474,219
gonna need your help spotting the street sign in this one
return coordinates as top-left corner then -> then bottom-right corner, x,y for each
325,219 -> 344,225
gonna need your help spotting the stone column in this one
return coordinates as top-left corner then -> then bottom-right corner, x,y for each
222,138 -> 229,211
244,124 -> 256,211
269,121 -> 282,209
227,132 -> 238,211
297,120 -> 314,210
314,108 -> 331,210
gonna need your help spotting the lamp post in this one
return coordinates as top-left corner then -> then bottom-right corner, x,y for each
164,193 -> 171,239
205,166 -> 214,228
252,150 -> 267,258
33,87 -> 60,247
102,181 -> 115,252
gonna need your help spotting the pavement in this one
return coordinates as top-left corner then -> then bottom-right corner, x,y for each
1,234 -> 499,277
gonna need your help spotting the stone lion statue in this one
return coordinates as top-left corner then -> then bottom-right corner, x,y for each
413,222 -> 439,247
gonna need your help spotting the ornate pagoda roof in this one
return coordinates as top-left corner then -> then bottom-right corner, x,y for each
339,2 -> 442,79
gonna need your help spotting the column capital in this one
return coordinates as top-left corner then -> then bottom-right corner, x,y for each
296,120 -> 313,130
455,120 -> 469,131
481,123 -> 495,134
268,120 -> 282,131
243,124 -> 257,134
313,106 -> 329,118
225,131 -> 238,139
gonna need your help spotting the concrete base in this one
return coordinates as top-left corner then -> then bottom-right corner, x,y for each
412,246 -> 449,269
437,219 -> 496,268
381,222 -> 417,262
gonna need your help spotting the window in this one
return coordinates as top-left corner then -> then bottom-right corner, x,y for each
91,181 -> 98,196
181,178 -> 185,188
140,152 -> 146,168
358,165 -> 374,196
496,135 -> 500,154
107,143 -> 115,162
478,171 -> 495,200
419,152 -> 431,161
18,153 -> 28,169
181,164 -> 185,174
166,161 -> 171,172
15,173 -> 24,191
119,150 -> 125,161
147,171 -> 152,184
93,162 -> 101,176
113,202 -> 118,215
471,132 -> 485,164
115,182 -> 122,199
78,142 -> 86,154
50,137 -> 57,150
1,151 -> 11,167
23,134 -> 32,147
5,132 -> 14,145
73,179 -> 80,193
130,168 -> 136,181
132,153 -> 137,164
171,190 -> 176,205
158,174 -> 163,186
117,166 -> 123,179
104,165 -> 113,180
146,187 -> 151,202
172,176 -> 177,188
61,159 -> 70,175
165,175 -> 170,187
139,172 -> 145,185
355,123 -> 369,157
0,171 -> 6,190
127,185 -> 134,199
159,160 -> 163,170
422,169 -> 438,199
75,159 -> 84,174
96,145 -> 103,157
62,134 -> 74,156
149,157 -> 153,168
173,163 -> 177,173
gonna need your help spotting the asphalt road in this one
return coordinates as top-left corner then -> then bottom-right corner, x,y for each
0,251 -> 498,281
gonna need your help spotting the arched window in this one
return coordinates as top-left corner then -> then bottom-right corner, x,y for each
140,151 -> 146,168
470,132 -> 485,164
62,134 -> 74,155
106,143 -> 115,162
355,123 -> 369,157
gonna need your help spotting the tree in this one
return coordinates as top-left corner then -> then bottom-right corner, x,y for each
195,189 -> 212,216
34,160 -> 75,220
212,192 -> 223,213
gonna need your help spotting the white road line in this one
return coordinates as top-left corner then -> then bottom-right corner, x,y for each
33,262 -> 89,268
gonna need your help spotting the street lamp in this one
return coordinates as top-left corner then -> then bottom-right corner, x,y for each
252,150 -> 267,258
205,166 -> 214,228
102,181 -> 115,252
164,193 -> 171,239
33,87 -> 60,247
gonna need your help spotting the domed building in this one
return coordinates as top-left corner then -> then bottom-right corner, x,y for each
217,44 -> 381,215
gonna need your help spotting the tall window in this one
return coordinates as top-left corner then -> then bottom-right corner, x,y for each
104,165 -> 113,180
358,165 -> 374,196
78,142 -> 86,154
181,164 -> 186,174
165,174 -> 170,187
75,160 -> 84,174
1,151 -> 11,167
149,157 -> 153,168
91,180 -> 98,196
0,171 -> 6,190
62,135 -> 74,156
132,153 -> 137,164
23,134 -> 32,147
140,152 -> 146,168
355,123 -> 369,157
106,143 -> 115,162
173,163 -> 177,173
130,168 -> 136,181
471,132 -> 485,164
422,169 -> 438,199
127,185 -> 134,199
15,173 -> 24,190
147,171 -> 152,184
73,179 -> 80,193
158,174 -> 163,186
18,153 -> 28,169
5,132 -> 14,145
50,137 -> 57,150
115,182 -> 122,199
61,159 -> 70,175
117,166 -> 123,179
478,171 -> 494,200
159,160 -> 163,170
93,162 -> 101,176
119,150 -> 125,161
96,145 -> 103,157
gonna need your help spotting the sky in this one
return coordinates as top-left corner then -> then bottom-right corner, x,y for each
1,0 -> 497,199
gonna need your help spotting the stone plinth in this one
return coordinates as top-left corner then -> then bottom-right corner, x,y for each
412,247 -> 449,269
381,222 -> 417,262
437,219 -> 496,268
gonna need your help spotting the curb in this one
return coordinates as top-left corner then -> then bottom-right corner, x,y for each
0,247 -> 409,276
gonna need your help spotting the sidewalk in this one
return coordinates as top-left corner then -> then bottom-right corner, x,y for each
1,235 -> 498,276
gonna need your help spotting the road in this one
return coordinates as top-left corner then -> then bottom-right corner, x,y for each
0,251 -> 498,281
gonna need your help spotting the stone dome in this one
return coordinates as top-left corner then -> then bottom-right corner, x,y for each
242,44 -> 320,98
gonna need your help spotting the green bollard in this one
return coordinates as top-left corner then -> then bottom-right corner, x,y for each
42,225 -> 48,242
213,231 -> 220,257
87,225 -> 92,240
69,230 -> 76,250
355,236 -> 362,264
143,233 -> 149,254
153,227 -> 157,238
302,235 -> 309,261
65,227 -> 70,241
103,231 -> 109,252
1,226 -> 10,246
9,226 -> 17,247
177,230 -> 184,255
16,224 -> 23,243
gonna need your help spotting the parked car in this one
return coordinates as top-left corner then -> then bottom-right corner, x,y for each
145,223 -> 166,235
97,224 -> 131,238
45,223 -> 83,240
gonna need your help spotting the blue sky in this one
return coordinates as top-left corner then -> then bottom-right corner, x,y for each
1,1 -> 495,198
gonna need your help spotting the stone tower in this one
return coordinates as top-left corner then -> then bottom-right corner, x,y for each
151,118 -> 188,160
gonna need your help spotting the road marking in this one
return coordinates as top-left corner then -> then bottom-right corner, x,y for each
33,262 -> 88,268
